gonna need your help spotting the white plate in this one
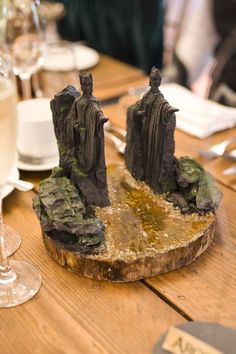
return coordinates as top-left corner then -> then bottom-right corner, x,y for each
3,165 -> 20,199
43,44 -> 99,72
16,154 -> 59,172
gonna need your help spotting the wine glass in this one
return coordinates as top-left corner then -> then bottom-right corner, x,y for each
0,12 -> 21,256
0,51 -> 42,307
6,0 -> 45,100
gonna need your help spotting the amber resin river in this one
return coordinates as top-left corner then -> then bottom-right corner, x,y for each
42,165 -> 215,282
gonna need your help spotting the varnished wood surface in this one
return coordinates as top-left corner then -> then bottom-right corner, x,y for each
1,190 -> 185,354
2,56 -> 236,353
40,53 -> 146,101
103,101 -> 236,329
146,183 -> 236,329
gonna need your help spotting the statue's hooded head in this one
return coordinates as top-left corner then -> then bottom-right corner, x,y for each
79,73 -> 93,96
149,67 -> 161,91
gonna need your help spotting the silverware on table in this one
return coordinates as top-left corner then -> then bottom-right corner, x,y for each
104,121 -> 126,138
104,122 -> 126,154
197,136 -> 236,159
223,166 -> 236,175
223,148 -> 236,161
105,131 -> 126,155
127,86 -> 148,96
7,177 -> 34,192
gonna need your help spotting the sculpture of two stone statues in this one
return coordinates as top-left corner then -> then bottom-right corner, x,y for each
33,68 -> 222,253
50,67 -> 179,206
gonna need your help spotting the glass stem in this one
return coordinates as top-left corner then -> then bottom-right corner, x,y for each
0,187 -> 17,285
21,77 -> 32,100
0,19 -> 6,49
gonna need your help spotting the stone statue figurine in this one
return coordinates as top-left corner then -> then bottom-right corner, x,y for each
33,69 -> 223,256
50,73 -> 109,207
33,73 -> 110,253
125,67 -> 178,193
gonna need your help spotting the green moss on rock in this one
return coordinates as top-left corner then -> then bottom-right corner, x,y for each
33,171 -> 104,253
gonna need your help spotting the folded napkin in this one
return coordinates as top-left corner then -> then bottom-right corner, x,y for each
160,84 -> 236,139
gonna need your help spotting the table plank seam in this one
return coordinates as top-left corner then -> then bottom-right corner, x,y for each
142,280 -> 193,321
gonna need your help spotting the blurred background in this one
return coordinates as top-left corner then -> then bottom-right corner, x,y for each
45,0 -> 236,107
1,0 -> 236,107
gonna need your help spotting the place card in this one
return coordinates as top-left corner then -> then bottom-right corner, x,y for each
162,326 -> 223,354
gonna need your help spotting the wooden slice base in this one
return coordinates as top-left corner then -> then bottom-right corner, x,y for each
42,165 -> 216,282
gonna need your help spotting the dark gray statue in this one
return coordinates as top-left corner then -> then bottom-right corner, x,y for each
125,67 -> 178,193
125,67 -> 222,213
50,73 -> 109,207
33,73 -> 110,253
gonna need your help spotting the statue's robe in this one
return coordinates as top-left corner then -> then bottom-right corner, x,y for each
50,86 -> 80,166
143,94 -> 177,192
125,99 -> 144,180
50,87 -> 109,207
66,95 -> 109,207
125,88 -> 177,193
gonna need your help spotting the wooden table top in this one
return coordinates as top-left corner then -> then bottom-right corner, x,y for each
1,56 -> 236,354
40,53 -> 148,102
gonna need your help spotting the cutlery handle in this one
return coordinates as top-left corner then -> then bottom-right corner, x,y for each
7,178 -> 34,192
224,149 -> 236,161
223,166 -> 236,175
105,131 -> 125,154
